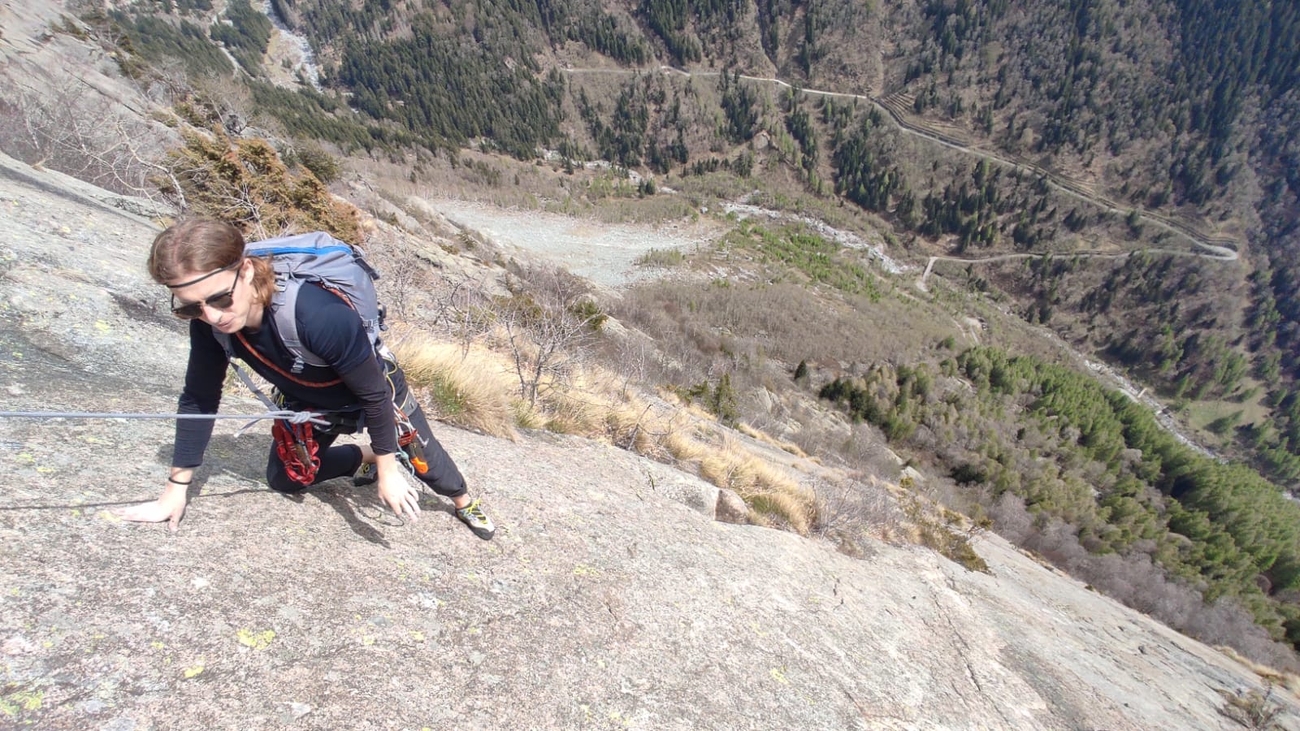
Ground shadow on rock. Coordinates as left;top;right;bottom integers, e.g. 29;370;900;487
196;433;269;484
294;480;395;548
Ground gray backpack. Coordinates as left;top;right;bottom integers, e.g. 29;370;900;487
213;231;385;376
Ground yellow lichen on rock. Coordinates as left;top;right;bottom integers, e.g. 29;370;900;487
236;628;275;651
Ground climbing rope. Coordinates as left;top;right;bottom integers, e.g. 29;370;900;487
0;410;327;425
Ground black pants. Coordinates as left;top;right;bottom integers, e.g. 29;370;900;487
265;362;467;499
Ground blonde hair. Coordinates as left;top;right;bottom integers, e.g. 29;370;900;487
248;256;276;306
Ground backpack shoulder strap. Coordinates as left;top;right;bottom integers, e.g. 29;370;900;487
268;277;315;372
210;268;337;375
211;329;235;360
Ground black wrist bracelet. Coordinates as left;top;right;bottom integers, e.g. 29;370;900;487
167;477;192;486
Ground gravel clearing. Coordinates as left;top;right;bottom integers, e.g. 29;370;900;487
430;199;724;288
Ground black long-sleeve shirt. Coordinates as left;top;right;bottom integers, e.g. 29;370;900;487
171;283;397;468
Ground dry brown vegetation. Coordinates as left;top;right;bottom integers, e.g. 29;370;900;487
387;329;519;441
389;319;828;532
164;129;362;243
1217;683;1287;730
1215;646;1300;698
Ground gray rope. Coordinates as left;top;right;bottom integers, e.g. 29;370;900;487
0;410;328;425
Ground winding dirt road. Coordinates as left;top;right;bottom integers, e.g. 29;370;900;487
563;65;1241;274
918;245;1235;289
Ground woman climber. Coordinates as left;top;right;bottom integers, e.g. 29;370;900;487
113;219;495;539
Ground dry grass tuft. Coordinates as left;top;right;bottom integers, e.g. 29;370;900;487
387;327;518;440
664;428;709;463
738;422;808;458
604;396;683;457
536;386;604;436
512;400;543;430
512;365;639;440
696;435;816;534
1215;646;1300;696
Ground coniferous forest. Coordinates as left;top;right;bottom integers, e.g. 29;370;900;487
819;346;1300;651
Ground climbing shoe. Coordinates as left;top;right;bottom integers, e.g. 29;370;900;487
353;462;378;487
455;499;496;541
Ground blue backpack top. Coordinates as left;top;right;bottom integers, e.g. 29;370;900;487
212;231;385;374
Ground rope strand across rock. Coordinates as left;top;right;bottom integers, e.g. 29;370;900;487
0;410;327;425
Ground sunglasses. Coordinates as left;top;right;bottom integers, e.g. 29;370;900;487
169;262;242;320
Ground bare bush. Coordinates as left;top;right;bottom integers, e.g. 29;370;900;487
1020;516;1094;576
982;489;1034;541
184;76;255;136
607;334;661;399
499;264;606;406
1219;684;1285;730
361;228;436;321
786;401;851;462
917;473;990;522
0;78;181;206
814;477;904;554
838;422;903;482
436;277;498;357
997;500;1300;672
899;492;991;572
1184;600;1300;673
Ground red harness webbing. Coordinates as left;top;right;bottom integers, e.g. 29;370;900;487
273;419;320;485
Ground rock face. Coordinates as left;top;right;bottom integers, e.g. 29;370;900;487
2;150;1298;730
